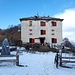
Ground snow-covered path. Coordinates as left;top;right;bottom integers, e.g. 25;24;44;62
0;52;75;75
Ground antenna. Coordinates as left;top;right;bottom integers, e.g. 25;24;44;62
37;12;39;16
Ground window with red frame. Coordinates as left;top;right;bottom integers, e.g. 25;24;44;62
41;21;46;26
52;22;57;26
41;30;46;35
29;38;35;43
29;21;32;26
52;38;57;43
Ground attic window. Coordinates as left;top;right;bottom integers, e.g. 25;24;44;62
52;22;57;26
29;21;32;26
41;21;46;26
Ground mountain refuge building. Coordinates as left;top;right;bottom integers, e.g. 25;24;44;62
20;16;63;46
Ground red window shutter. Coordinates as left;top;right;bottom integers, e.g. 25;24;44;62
43;22;46;26
41;22;46;26
54;22;56;26
43;30;44;34
44;30;46;34
54;38;57;43
32;38;35;43
42;30;46;35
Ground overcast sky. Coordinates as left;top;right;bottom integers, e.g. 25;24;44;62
0;0;75;40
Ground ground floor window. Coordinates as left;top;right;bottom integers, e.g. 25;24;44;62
52;38;57;43
29;38;35;43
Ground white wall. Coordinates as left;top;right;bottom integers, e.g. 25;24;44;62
21;20;63;45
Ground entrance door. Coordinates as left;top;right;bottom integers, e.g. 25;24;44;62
40;38;45;44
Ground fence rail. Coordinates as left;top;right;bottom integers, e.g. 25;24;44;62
0;50;19;66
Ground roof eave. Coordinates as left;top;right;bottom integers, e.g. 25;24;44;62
20;18;64;21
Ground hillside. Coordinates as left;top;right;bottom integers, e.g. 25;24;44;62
0;25;21;46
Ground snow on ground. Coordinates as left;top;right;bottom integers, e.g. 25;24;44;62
0;51;75;75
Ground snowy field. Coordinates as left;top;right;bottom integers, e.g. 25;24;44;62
0;51;75;75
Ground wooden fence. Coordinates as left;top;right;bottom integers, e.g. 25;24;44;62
59;56;75;66
0;50;19;66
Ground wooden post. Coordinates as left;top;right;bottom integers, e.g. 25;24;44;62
59;46;62;66
16;55;19;66
59;55;62;66
16;50;19;66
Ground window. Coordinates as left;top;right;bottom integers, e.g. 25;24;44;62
29;29;32;35
29;38;35;43
41;30;46;35
52;38;57;43
52;22;56;26
51;29;54;35
41;21;46;26
29;21;32;26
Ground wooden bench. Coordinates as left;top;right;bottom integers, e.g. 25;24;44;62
0;50;19;66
